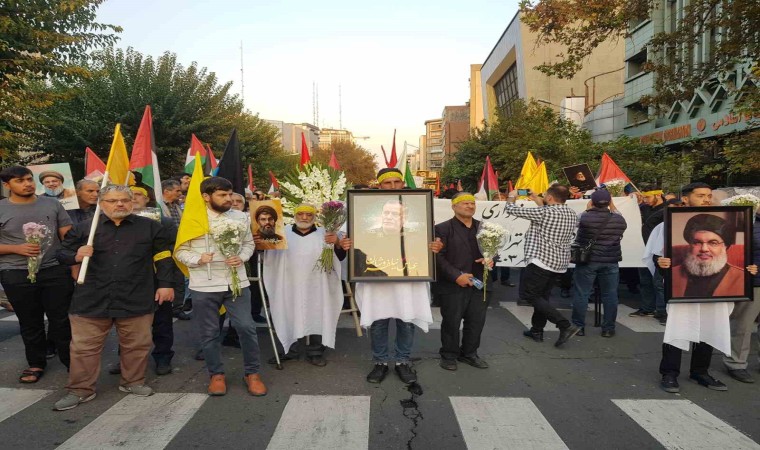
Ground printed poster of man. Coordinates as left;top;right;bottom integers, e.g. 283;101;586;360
250;199;287;250
665;206;753;302
562;163;597;192
28;163;78;210
347;189;435;281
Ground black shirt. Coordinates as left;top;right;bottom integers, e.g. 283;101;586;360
435;217;483;291
57;214;175;318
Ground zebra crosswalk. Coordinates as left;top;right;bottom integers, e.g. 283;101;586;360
1;388;757;449
498;302;664;333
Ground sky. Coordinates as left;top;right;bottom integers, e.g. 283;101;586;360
96;0;521;163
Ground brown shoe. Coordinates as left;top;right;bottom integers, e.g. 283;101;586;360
243;373;267;396
208;374;226;396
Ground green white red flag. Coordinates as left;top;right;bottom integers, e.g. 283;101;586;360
184;134;209;175
129;105;163;204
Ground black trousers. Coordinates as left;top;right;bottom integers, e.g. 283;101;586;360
521;264;571;331
170;271;186;314
439;287;488;360
151;300;174;365
0;265;73;369
659;342;713;377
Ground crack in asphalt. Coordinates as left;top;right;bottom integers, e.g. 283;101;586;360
400;382;424;450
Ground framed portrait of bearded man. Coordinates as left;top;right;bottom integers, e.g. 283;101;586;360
347;189;436;282
664;206;753;303
250;199;288;250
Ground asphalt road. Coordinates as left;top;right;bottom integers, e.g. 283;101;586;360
1;278;759;449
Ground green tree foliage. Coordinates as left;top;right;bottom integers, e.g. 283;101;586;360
311;140;378;186
0;0;120;159
39;47;290;181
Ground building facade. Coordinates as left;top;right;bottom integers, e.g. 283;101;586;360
441;105;470;158
318;128;355;150
264;120;320;155
424;119;443;171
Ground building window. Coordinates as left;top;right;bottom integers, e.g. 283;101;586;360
494;63;519;116
627;49;647;79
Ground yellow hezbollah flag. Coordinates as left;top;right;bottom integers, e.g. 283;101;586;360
173;154;210;276
105;124;133;186
525;161;549;195
514;151;538;189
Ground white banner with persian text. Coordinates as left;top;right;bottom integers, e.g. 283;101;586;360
433;196;645;268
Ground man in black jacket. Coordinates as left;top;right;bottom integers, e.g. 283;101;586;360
570;189;628;337
435;192;492;371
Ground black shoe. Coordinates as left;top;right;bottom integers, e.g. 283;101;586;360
690;373;728;391
367;364;389;383
108;363;121;375
601;330;615;338
576;327;585;336
194;349;205;361
654;312;668;325
174;311;191;321
252;314;267;324
628;309;654;317
395;363;417;384
555;325;580;347
523;329;544;342
307;355;327;367
439;359;457;371
457;355;489;369
727;369;755;384
155;362;172;376
560;289;571;298
46;347;57;359
660;375;680;393
500;281;516;287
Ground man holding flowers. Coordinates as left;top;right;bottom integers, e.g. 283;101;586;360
0;165;74;384
260;203;346;367
174;177;266;397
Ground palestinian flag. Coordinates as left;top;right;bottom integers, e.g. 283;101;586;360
85;147;106;179
184;134;209;175
129;105;163;204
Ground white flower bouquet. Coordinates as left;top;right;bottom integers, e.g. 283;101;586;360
315;200;347;273
22;222;53;283
209;218;248;298
602;179;627;197
279;163;347;224
721;193;760;213
476;221;509;301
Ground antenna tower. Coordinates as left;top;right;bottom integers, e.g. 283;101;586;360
240;41;245;104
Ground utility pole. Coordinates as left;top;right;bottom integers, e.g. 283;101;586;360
339;84;342;130
240;41;245;104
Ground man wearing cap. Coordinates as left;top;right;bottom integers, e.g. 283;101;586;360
339;167;443;384
261;203;346;366
570;190;627;337
434;192;492;371
39;171;76;200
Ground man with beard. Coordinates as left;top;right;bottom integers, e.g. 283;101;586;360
0;166;74;384
254;205;284;249
672;214;745;297
68;179;100;225
261;203;345;366
174;177;266;397
39;170;76;201
54;184;175;410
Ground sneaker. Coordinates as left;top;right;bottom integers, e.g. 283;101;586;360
53;392;96;411
395;363;417;384
366;364;389;383
628;309;654;317
439;359;457;371
457;355;489;369
523;329;544;342
155;362;172;376
46;347;57;359
555;325;580;347
689;373;728;391
576;327;585;336
727;369;755;384
119;384;154;396
660;375;680;393
601;330;615;338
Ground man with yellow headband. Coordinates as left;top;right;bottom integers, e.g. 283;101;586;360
261;203;346;366
434;192;492;371
339;167;443;385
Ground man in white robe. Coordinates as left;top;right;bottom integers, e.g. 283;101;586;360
261;204;345;366
339;168;443;385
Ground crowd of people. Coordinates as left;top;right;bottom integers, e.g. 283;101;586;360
0;164;758;412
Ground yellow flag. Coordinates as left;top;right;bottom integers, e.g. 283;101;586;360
514;151;538;189
525;161;549;195
174;154;210;276
105;124;133;186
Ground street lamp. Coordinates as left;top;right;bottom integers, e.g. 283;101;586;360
537;99;584;122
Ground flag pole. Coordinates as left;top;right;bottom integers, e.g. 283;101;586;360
204;233;213;280
76;170;111;285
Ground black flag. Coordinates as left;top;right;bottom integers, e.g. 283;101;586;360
216;128;245;196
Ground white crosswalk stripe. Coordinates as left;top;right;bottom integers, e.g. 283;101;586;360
0;387;53;423
450;396;568;449
499;301;663;333
266;395;370;450
56;393;207;450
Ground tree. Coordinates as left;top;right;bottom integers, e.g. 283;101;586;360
0;0;120;159
39;47;291;181
311;140;378;185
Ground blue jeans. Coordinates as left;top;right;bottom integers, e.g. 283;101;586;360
571;262;619;331
369;318;415;364
652;268;666;313
638;268;666;314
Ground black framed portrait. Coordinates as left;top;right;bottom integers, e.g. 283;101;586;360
562;163;597;192
347;189;436;282
664;206;753;303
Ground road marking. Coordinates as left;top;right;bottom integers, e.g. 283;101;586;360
499;302;534;328
613;399;760;449
615;304;664;332
0;314;18;322
267;395;370;450
450;397;568;449
56;393;207;450
0;388;54;423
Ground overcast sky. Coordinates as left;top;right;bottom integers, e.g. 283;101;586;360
97;0;520;162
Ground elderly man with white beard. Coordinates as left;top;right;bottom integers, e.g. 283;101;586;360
260;204;346;366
